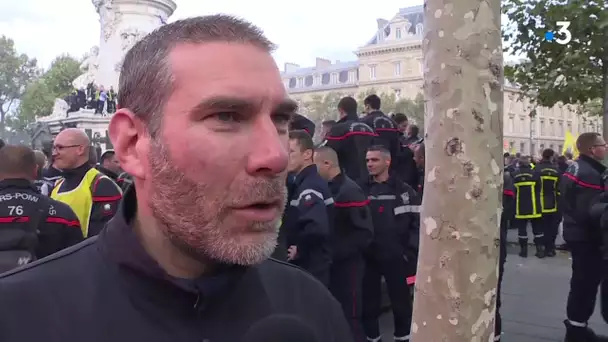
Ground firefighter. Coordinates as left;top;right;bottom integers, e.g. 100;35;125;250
511;156;544;258
359;145;420;342
534;148;561;257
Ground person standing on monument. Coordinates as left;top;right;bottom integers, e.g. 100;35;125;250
0;15;352;342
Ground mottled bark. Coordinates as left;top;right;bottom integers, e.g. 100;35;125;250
411;1;503;341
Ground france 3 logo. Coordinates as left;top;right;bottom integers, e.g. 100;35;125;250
544;21;572;45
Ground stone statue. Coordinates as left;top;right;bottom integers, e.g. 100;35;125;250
50;99;70;118
72;46;99;90
114;27;148;72
93;0;119;42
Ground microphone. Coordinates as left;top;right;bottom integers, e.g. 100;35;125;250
241;314;319;342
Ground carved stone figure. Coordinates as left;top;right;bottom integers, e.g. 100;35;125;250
93;0;118;42
114;27;148;72
72;46;99;90
50;99;70;118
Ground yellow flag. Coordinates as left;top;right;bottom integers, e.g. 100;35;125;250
562;132;579;158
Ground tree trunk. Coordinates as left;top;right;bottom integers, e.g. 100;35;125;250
411;1;503;341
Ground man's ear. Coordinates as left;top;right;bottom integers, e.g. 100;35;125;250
109;109;148;179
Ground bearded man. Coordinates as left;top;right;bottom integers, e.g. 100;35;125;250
0;15;352;342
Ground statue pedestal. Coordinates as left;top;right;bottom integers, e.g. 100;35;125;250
95;0;177;89
36;109;114;152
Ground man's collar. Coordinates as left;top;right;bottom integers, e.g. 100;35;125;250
0;178;36;191
99;185;247;296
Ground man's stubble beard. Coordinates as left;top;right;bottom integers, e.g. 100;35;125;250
148;138;286;266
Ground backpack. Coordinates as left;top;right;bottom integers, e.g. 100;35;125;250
0;196;51;273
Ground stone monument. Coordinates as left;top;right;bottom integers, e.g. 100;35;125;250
34;0;177;150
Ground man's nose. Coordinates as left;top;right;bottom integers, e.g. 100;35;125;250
246;117;288;176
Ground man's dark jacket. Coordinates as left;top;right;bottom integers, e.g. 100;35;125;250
324;112;375;182
0;186;352;342
560;155;607;243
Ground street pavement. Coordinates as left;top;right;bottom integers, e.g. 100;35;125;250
379;228;608;341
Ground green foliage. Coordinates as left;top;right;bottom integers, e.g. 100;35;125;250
502;0;608;115
16;54;81;127
301;90;426;132
0;35;39;130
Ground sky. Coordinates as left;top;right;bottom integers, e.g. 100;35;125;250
0;0;423;71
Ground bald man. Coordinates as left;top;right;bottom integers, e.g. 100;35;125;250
314;146;373;342
50;128;122;238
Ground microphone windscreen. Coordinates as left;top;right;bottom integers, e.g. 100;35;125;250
242;314;319;342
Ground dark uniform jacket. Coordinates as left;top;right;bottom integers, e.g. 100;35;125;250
511;164;542;219
397;136;421;189
290;114;316;137
0;186;353;342
96;165;119;182
502;172;515;247
324;112;376;182
328;173;373;262
282;165;334;278
358;175;420;261
54;163;122;237
533;160;561;215
561;155;607;243
0;179;83;271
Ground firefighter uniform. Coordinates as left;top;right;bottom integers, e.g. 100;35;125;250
561;155;608;339
324;113;376;182
512;163;544;257
282;164;334;286
534;160;561;256
328;172;374;342
358;175;420;342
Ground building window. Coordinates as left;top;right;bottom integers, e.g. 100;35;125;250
519;117;525;133
549;144;554;150
297;77;304;87
370;65;377;80
558;121;564;136
567;121;572;133
558;144;562;152
321;73;330;85
508;117;514;133
509;141;515;151
396;27;402;39
330;73;338;84
540;119;545;135
394;62;401;76
339;70;349;83
304;75;313;87
289;78;296;88
348;71;356;83
416;23;423;35
520;142;525;153
540;144;545;151
549;120;554;136
531;143;536;155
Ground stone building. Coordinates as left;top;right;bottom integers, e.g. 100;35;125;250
281;5;602;156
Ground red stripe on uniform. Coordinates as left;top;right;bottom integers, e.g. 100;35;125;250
407;275;416;285
563;172;605;190
334;200;370;207
0;216;29;223
93;195;122;202
503;190;515;197
325;132;378;140
46;217;81;227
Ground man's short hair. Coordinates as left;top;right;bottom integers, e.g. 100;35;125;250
576;132;601;152
289;130;315;152
408;124;420;137
337;96;357;114
0;145;36;175
100;150;115;164
314;146;339;165
363;94;381;110
322;120;336;127
542;148;555;160
119;15;275;135
393;113;408;124
367;145;391;157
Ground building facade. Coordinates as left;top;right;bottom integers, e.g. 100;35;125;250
281;5;602;156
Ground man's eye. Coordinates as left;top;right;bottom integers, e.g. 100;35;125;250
215;112;240;122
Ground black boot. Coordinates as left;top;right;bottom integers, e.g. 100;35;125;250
535;244;546;258
519;239;528;258
564;319;608;341
545;245;556;257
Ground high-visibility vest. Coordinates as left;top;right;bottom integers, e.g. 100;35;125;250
51;168;101;237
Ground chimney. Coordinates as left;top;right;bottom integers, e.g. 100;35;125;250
377;18;388;29
284;63;300;73
315;58;331;68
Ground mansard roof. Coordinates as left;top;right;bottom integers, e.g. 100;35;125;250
365;5;424;46
281;60;359;77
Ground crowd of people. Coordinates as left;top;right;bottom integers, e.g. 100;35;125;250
66;82;117;115
0;14;606;342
